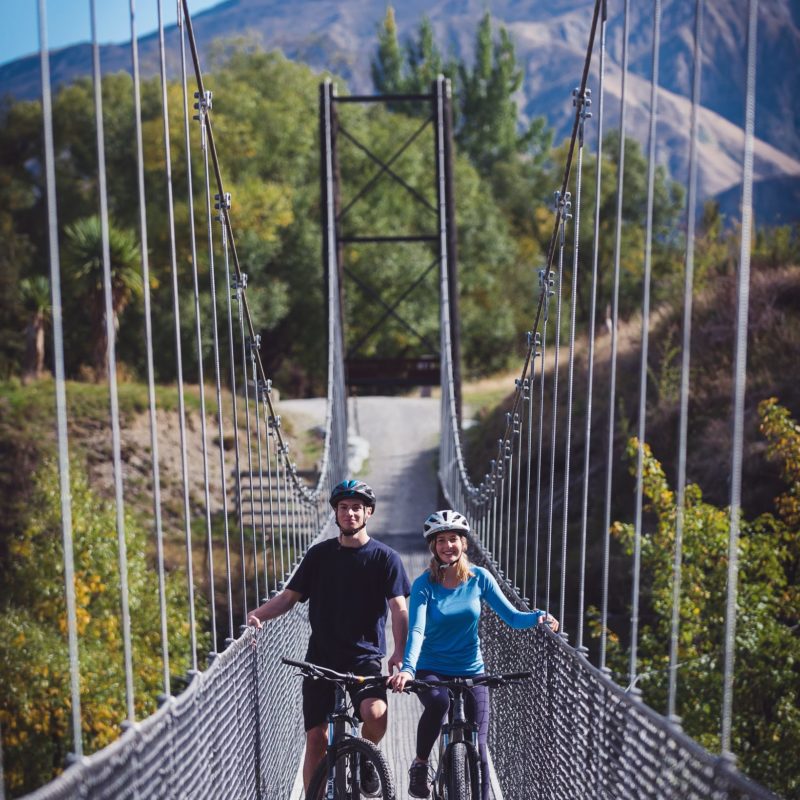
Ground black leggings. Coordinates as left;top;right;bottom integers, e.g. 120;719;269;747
414;671;490;799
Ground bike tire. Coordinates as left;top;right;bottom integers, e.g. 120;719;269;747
445;742;480;800
306;736;395;800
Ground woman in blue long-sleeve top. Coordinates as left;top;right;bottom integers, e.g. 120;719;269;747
388;509;558;799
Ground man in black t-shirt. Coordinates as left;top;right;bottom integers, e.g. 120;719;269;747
247;479;410;793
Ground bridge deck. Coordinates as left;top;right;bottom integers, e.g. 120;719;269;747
280;397;498;798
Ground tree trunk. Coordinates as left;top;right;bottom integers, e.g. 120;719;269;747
22;312;45;384
90;293;109;381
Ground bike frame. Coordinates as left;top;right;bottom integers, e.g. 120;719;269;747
408;672;532;800
324;682;361;798
432;683;480;799
283;657;389;800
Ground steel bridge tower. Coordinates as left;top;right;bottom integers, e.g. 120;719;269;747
319;77;463;423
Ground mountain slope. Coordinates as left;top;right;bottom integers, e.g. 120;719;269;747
1;0;798;220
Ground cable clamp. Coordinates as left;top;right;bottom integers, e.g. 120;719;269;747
538;268;556;296
573;87;593;144
193;90;213;119
572;87;593;118
537;268;548;294
270;414;282;430
214;192;231;224
233;273;248;292
554;190;573;220
247;334;261;355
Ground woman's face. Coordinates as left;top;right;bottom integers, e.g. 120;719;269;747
434;531;465;565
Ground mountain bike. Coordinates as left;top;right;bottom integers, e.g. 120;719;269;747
405;672;532;800
282;657;396;800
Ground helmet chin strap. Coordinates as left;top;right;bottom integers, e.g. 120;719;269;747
338;520;367;537
435;554;462;570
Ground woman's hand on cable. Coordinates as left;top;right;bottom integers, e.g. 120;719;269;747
539;612;559;632
387;670;413;693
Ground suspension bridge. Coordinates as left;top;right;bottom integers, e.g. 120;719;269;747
1;0;792;797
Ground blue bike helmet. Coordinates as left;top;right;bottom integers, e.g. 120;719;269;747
329;479;376;510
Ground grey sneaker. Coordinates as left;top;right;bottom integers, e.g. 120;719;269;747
408;760;430;798
360;757;381;797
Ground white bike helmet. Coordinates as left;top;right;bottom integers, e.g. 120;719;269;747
423;509;470;541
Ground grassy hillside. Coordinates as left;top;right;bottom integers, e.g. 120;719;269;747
0;379;322;644
465;264;800;524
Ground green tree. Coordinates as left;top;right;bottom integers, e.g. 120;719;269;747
0;458;203;796
18;276;51;383
456;13;536;174
603;409;800;798
0;98;40;379
371;6;405;94
63;216;143;379
403;17;446;94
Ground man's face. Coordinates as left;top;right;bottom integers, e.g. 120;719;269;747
336;498;372;535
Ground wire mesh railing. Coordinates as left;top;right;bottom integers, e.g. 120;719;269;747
23;606;311;800
467;551;778;800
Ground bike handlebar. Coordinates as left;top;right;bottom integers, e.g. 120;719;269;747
405;671;533;693
282;657;387;687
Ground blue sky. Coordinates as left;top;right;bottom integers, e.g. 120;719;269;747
1;0;222;66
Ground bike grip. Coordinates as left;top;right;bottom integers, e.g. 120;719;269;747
282;657;312;670
501;671;533;681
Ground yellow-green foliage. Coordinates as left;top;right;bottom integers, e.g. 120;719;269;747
601;400;800;799
0;459;206;797
760;397;800;532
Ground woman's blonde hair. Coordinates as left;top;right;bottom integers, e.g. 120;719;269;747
427;534;474;584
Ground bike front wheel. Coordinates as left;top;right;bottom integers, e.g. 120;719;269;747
306;736;395;800
444;741;480;800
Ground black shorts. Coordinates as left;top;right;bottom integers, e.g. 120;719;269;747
302;659;387;732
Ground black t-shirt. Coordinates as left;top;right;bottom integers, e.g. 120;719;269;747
287;536;410;670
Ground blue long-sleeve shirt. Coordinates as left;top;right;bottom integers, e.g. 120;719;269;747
401;566;544;677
